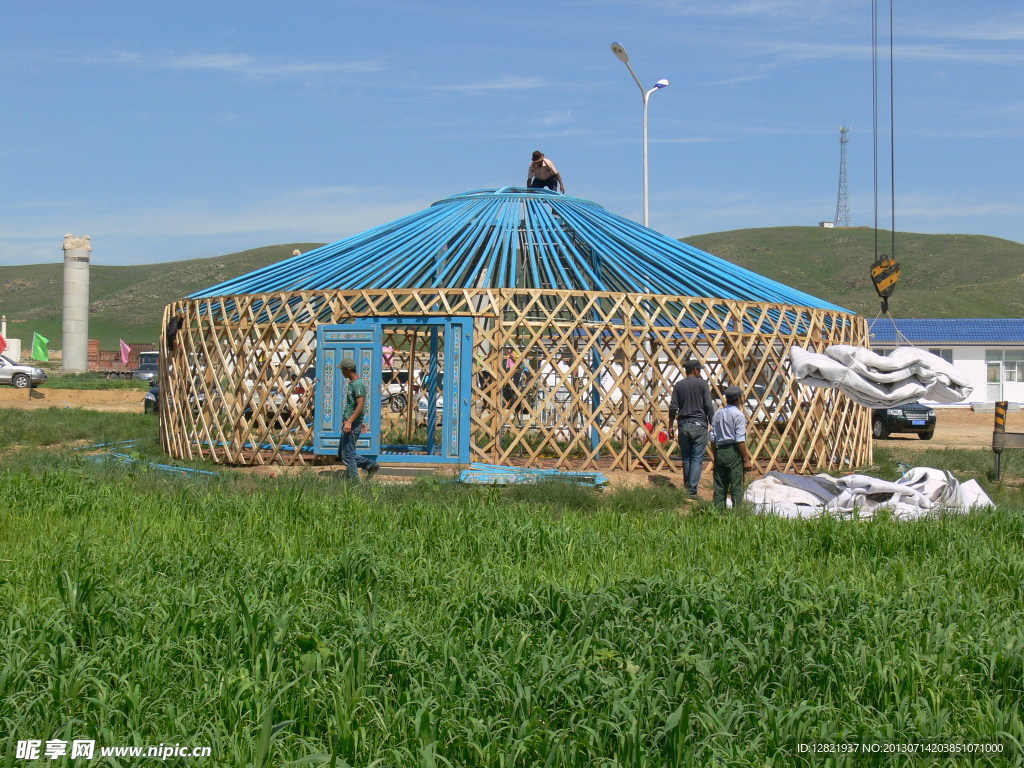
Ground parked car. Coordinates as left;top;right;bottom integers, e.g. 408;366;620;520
145;380;207;416
416;394;444;427
241;366;315;420
0;354;47;388
277;366;315;415
144;382;160;414
133;351;160;382
872;402;936;440
241;367;416;421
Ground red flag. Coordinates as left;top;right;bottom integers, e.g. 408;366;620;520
0;334;6;355
119;339;131;365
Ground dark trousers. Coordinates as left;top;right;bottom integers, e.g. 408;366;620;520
529;177;558;190
338;428;377;480
713;444;745;508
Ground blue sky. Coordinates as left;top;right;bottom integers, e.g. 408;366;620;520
2;0;1022;267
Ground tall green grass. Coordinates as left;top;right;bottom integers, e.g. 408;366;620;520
1;417;1023;766
0;409;155;451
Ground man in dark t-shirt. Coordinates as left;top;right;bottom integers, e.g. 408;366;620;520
667;359;715;496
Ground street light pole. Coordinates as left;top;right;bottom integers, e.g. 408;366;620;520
611;42;669;228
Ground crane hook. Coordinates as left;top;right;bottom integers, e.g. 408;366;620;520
870;256;900;315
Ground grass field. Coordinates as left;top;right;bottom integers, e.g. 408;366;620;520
2;409;1024;766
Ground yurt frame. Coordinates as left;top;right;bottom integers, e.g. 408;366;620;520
159;287;871;473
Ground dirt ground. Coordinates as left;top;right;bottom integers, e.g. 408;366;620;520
1;389;1008;490
873;406;1001;451
0;387;148;412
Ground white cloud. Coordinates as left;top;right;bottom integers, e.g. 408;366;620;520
757;40;1024;67
574;0;848;20
911;19;1024;43
433;76;545;94
651;135;724;144
96;50;385;79
539;110;573;126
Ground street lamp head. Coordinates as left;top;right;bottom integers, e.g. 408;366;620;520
654;79;670;89
610;42;629;63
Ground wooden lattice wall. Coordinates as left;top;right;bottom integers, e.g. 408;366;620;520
159;288;871;472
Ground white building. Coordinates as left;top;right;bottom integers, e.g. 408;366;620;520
869;318;1024;405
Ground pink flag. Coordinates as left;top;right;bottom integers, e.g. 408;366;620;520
0;334;6;355
119;339;131;365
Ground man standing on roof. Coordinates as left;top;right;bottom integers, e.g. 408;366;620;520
667;359;715;497
527;151;565;193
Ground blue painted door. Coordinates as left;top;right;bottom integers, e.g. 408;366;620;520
314;318;473;463
314;323;381;456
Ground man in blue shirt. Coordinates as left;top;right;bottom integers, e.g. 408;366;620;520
339;357;380;481
710;385;755;508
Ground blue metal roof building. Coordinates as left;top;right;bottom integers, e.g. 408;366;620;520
190;188;850;313
869;318;1024;345
868;318;1024;407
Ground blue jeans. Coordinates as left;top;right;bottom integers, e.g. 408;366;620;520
339;428;377;480
678;421;709;495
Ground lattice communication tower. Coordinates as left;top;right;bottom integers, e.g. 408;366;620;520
834;123;851;227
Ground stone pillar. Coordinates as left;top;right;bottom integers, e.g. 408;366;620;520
62;234;92;373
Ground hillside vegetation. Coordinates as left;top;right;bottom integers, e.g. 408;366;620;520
1;228;1022;350
0;244;323;350
684;227;1024;318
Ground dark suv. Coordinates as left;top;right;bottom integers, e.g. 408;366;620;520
871;402;936;440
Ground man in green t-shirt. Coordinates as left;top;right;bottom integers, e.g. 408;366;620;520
339;357;380;480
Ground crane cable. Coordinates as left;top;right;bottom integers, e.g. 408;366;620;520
869;0;901;316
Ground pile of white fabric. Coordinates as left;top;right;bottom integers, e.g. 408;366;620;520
790;345;972;408
745;467;994;520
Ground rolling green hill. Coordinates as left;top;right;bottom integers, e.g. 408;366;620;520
1;228;1021;351
683;227;1024;318
0;244;323;350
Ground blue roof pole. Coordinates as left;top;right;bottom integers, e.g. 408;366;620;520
186;188;851;314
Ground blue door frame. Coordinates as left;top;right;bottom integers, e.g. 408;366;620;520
314;317;473;464
313;323;381;456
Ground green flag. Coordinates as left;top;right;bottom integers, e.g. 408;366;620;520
31;332;49;362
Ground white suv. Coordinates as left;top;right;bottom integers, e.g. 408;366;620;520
0;354;48;388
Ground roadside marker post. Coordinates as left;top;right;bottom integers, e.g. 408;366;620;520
992;401;1024;481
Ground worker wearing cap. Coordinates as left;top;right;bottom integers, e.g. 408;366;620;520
667;359;716;496
527;151;565;193
710;385;755;508
338;357;380;481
